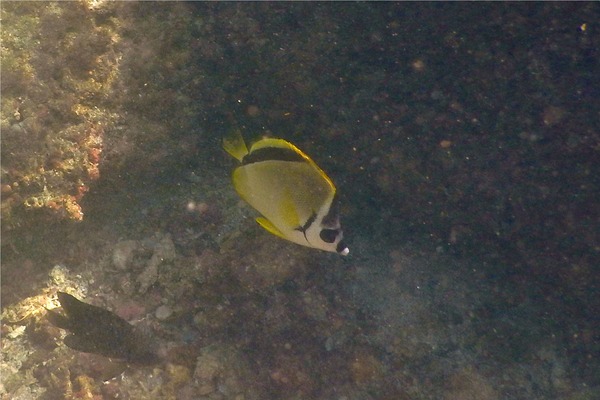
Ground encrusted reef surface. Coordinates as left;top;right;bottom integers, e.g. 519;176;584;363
1;2;598;399
1;1;117;228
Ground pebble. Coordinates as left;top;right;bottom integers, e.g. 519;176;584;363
137;261;158;294
542;105;566;127
194;351;220;395
153;234;176;262
350;350;383;386
112;240;139;270
445;367;498;400
155;305;173;320
246;105;260;117
137;234;176;293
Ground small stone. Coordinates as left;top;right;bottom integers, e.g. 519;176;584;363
137;234;176;293
542;106;566;127
165;363;191;392
411;59;426;72
7;325;26;339
439;139;452;149
246;105;260;117
49;264;70;285
302;288;329;322
137;261;158;294
154;234;176;262
1;184;12;194
350;349;383;386
112;240;139;270
155;305;173;320
445;367;499;400
194;351;220;395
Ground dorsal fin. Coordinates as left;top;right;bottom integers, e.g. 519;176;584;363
222;130;249;162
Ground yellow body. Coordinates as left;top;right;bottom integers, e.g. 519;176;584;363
223;132;348;255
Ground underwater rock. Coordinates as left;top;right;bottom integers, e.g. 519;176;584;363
221;232;311;291
301;287;330;323
444;367;499;400
112;240;139;270
137;234;176;293
163;363;192;398
155;305;173;321
193;349;220;395
349;348;384;387
152;234;177;262
136;260;159;294
192;345;257;398
542;105;566;127
0;1;117;232
269;353;314;394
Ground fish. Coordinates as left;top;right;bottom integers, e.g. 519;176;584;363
47;292;158;364
223;131;349;255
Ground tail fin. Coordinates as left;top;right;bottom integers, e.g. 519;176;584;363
222;129;249;162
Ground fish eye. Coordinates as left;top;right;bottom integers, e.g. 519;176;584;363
320;229;339;243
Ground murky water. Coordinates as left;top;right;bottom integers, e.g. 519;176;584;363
1;2;598;399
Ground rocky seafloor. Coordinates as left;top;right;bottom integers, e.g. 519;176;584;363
1;2;598;399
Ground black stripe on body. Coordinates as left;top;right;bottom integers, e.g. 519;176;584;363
242;146;305;165
321;194;339;227
295;212;317;242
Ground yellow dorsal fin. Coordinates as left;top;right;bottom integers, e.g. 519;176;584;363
222;130;249;162
256;217;287;239
251;138;336;193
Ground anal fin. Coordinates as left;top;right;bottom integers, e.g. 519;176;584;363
256;217;287;239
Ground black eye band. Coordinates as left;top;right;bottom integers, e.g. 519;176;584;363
321;194;340;227
320;229;338;243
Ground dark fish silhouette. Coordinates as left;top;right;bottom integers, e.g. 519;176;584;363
47;292;158;364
